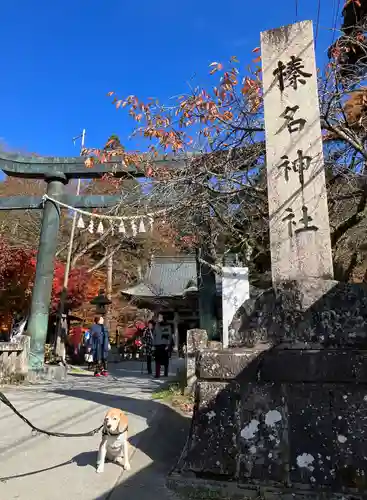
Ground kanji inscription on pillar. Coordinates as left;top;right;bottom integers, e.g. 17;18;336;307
260;21;333;282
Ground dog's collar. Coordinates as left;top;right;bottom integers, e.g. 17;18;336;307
102;425;128;437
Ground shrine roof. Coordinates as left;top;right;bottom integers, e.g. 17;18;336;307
120;283;156;298
121;254;238;299
121;256;197;298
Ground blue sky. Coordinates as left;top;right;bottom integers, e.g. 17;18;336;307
0;0;340;157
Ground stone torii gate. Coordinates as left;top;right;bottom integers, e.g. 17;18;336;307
0;152;181;372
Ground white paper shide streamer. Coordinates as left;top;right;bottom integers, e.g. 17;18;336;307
43;194;160;239
72;208;155;238
139;218;146;233
131;219;137;236
77;216;85;229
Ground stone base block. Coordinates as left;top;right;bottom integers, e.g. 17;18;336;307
174;280;367;498
27;364;68;383
197;346;367;383
229;279;367;348
185;329;208;391
176;347;367;497
197;345;271;380
167;475;365;499
0;336;30;383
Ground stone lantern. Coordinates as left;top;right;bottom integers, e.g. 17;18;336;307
90;288;112;316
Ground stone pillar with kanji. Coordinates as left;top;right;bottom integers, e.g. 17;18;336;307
261;20;334;283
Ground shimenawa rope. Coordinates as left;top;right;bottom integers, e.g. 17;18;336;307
42;194;165;221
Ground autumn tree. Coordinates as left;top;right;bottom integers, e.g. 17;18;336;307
0;176;89;258
84;54;269;284
0;177;45;249
78;3;367;286
327;0;367;80
0;238;35;325
0;236;95;327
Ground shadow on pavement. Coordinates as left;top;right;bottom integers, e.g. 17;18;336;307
0;460;74;483
50;362;190;498
52;385;161;425
0;392;190;500
52;361;180;427
0;452;95;482
0;360;189;497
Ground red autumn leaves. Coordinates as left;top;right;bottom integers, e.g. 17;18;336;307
0;237;95;316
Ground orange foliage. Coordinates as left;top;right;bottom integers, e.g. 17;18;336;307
343;88;367;130
84;50;263;161
0;237;100;320
81;49;264;255
84;271;105;300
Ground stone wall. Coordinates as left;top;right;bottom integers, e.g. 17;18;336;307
169;281;367;499
0;336;29;383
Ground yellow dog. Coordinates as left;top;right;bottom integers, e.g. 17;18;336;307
96;408;130;473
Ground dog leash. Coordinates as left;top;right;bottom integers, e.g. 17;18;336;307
0;391;103;438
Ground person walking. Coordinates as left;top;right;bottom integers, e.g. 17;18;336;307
153;314;173;378
142;320;154;375
90;316;110;377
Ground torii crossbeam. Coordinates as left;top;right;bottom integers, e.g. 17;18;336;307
0;152;184;371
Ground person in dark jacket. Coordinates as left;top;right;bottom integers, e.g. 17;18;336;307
142;320;154;374
153;314;173;378
89;316;110;377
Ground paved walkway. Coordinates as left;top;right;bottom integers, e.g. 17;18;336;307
0;359;189;500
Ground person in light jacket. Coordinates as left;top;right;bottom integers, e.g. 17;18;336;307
153;314;172;378
89;316;109;377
